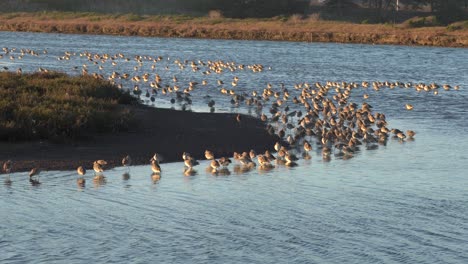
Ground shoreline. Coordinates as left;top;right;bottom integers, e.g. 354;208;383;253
0;13;466;47
0;105;281;173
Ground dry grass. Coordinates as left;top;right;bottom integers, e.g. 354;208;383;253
0;12;466;47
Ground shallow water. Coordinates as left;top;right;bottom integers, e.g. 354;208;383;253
1;32;468;263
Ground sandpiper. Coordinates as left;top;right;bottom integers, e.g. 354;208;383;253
122;155;132;169
3;160;12;180
205;150;215;160
93;160;107;174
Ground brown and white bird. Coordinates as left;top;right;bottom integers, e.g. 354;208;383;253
29;168;41;179
93;160;107;174
406;130;416;139
205;150;215;160
3;160;12;177
122;155;132;167
236;114;242;123
3;160;13;183
77;166;86;176
151;159;161;174
210;159;220;172
218;157;232;167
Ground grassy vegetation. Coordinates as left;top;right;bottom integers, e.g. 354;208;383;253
0;71;138;142
0;12;466;47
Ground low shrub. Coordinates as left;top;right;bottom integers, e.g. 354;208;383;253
0;71;139;142
402;16;440;28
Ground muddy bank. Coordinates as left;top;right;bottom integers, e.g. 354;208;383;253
0;105;280;173
0;14;466;47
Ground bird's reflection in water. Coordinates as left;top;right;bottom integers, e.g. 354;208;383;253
93;175;107;187
257;164;275;174
29;178;41;186
76;178;85;189
4;178;12;187
122;172;131;181
285;161;298;167
233;164;254;175
275;159;286;166
210;167;231;176
184;168;197;177
151;173;161;184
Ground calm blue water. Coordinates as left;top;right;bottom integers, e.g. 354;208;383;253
1;31;467;263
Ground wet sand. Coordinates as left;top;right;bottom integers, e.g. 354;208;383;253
0;105;280;173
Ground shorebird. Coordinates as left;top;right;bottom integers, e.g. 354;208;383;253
303;140;312;152
29;168;41;179
406;130;416;139
236;114;242;123
182;152;192;161
77;166;86;176
76;166;86;186
249;150;257;159
274;142;282;152
151;159;161;174
405;104;414;110
122;155;132;171
3;160;12;182
3;159;12;174
285;152;299;164
183;152;200;171
239;152;255;167
205;150;215;160
397;132;407;141
93;160;107;174
264;150;276;162
218;157;232;167
210;159;220;172
257;155;273;168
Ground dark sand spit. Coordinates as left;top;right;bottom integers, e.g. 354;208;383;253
0;105;280;173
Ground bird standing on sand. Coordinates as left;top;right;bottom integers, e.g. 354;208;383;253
236;114;242;123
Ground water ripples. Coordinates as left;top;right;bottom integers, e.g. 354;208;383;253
1;32;468;263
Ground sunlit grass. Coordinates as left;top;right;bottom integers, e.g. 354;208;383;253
0;71;138;142
0;12;466;47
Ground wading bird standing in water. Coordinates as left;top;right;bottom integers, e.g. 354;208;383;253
122;155;132;172
3;160;12;183
76;166;86;186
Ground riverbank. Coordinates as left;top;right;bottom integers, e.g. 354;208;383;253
0;12;466;47
0;105;280;173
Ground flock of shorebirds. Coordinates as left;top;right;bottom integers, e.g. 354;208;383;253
1;46;462;187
